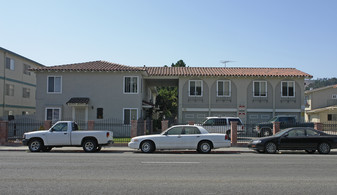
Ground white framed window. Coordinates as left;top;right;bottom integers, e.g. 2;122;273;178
123;108;138;125
217;80;231;97
45;107;61;122
47;76;62;93
6;57;15;70
332;94;337;99
253;81;267;97
23;88;30;98
124;76;138;94
23;64;31;75
189;80;203;97
281;81;295;97
5;84;14;96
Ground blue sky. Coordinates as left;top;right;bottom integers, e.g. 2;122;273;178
1;0;336;78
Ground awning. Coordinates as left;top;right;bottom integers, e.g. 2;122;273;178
307;106;337;114
142;100;155;109
66;97;90;106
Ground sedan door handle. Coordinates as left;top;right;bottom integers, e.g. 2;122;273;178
64;133;68;135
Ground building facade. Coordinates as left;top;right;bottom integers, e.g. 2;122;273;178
32;62;312;127
0;47;44;119
145;67;312;124
305;85;337;123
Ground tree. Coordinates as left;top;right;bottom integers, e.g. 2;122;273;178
306;77;337;90
156;60;186;120
171;59;186;67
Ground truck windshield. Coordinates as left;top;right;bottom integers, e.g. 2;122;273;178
268;117;278;123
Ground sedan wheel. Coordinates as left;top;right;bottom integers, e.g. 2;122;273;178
318;143;330;154
141;141;155;153
198;141;212;153
265;142;277;154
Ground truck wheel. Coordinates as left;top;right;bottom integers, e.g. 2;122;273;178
82;139;98;153
261;128;272;137
197;141;212;153
28;139;43;152
42;146;53;152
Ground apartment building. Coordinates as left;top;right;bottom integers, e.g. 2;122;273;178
0;47;44;119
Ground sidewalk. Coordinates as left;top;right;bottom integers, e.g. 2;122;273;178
0;145;253;153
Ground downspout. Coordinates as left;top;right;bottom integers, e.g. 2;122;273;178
2;51;6;117
208;80;211;116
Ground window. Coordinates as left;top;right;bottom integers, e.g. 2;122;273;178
184;127;201;134
166;127;183;135
328;114;337;121
5;84;14;96
47;76;62;93
281;81;295;97
6;57;15;70
332;94;337;99
23;64;31;75
253;81;267;97
228;118;243;125
189;80;202;96
217;80;231;97
123;108;138;125
288;129;305;137
23;88;30;98
97;108;103;119
46;108;61;122
22;111;29;115
51;123;68;132
124;76;138;94
306;129;320;136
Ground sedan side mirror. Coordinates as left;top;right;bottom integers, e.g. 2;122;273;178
283;133;289;137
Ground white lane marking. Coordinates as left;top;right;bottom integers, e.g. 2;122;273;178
141;162;200;164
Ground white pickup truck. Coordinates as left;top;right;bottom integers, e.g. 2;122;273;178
22;121;113;152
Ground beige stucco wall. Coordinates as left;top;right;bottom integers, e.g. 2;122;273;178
0;49;42;118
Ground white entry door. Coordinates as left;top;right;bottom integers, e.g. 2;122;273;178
72;106;88;129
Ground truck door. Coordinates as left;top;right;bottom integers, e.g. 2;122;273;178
45;122;71;146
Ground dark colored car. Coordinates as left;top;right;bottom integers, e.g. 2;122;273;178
248;127;337;154
254;116;314;137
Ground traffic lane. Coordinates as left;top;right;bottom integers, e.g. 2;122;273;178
1;152;337;194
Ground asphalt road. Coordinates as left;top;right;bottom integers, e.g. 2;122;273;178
1;150;337;195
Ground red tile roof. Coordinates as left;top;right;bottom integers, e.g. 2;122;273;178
30;60;312;78
145;67;312;78
30;60;145;72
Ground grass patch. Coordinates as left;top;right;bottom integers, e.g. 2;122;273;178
114;137;131;143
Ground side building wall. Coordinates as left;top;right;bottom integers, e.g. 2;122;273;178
179;77;305;124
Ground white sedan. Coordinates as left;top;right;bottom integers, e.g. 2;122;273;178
128;125;231;153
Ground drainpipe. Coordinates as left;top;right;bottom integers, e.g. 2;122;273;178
208;80;211;116
2;51;6;117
